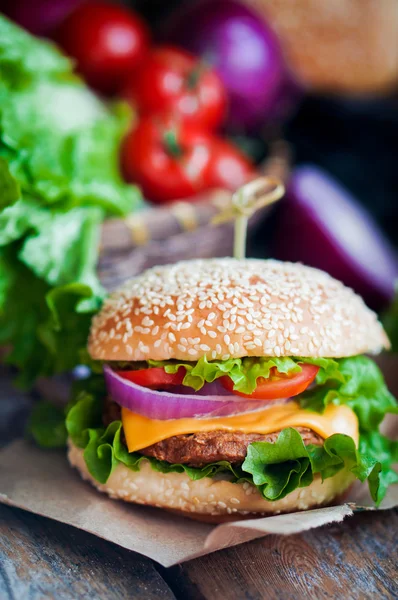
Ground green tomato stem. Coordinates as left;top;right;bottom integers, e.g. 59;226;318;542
163;130;183;158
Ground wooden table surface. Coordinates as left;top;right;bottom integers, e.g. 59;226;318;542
1;367;397;600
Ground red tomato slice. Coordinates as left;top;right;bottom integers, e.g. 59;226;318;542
220;364;319;400
117;367;185;390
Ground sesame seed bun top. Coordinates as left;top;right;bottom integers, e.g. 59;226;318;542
88;258;389;362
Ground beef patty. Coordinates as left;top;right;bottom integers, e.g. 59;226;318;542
103;397;323;466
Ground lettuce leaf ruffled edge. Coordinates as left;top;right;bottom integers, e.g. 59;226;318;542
147;355;343;395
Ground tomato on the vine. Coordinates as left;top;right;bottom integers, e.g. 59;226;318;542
54;1;150;94
220;364;319;399
121;115;214;203
117;367;185;390
122;46;227;130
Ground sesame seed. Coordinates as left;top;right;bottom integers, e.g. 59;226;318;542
142;316;154;326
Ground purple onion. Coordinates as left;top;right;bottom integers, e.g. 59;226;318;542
103;365;271;420
273;165;398;310
165;0;287;131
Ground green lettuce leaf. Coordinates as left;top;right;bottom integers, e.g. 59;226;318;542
358;432;398;501
298;355;398;501
0;157;20;208
0;248;100;386
0;15;69;83
299;356;398;433
28;401;67;449
382;283;398;353
149;356;341;395
243;429;313;499
0;16;142;385
243;428;383;502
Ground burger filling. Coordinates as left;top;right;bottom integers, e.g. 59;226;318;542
54;353;398;506
103;396;324;465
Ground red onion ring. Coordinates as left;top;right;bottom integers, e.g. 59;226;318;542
103;365;273;420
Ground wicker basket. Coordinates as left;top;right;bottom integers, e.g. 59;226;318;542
98;141;290;291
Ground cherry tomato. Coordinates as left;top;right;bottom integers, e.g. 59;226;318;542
122;46;227;130
54;1;150;94
117;367;185;390
121;115;214;203
206;139;256;191
220;364;319;399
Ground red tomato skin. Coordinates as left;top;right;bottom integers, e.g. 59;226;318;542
121;115;214;203
117;367;185;389
220;364;319;399
54;1;150;94
122;46;227;130
206;139;256;192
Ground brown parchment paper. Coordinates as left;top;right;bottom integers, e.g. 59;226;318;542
1;419;397;567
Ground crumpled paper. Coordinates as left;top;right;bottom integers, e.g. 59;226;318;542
0;429;396;567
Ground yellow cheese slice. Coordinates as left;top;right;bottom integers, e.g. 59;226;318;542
122;402;359;453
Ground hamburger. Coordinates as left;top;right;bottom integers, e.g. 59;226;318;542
66;258;397;522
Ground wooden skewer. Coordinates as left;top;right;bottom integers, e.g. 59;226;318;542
211;176;285;259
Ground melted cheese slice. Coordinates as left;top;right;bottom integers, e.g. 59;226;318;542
122;402;359;453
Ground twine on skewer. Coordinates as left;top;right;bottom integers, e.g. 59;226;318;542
211;176;285;259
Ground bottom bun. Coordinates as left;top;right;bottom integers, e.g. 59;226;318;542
68;440;354;522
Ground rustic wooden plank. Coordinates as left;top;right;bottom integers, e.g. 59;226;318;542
163;508;398;600
0;505;176;600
